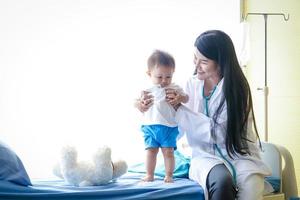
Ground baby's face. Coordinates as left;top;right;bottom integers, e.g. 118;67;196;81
148;65;174;88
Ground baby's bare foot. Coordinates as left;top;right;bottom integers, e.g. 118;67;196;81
141;175;154;182
164;176;173;183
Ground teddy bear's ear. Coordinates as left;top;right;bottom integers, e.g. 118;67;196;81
94;146;111;158
61;146;77;160
61;146;77;155
112;160;128;179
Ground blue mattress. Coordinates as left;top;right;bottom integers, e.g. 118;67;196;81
0;173;281;200
0;172;204;200
0;172;281;200
0;147;280;200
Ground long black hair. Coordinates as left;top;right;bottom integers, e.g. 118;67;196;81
194;30;260;157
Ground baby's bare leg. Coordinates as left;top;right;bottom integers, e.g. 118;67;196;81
142;148;159;182
161;147;174;183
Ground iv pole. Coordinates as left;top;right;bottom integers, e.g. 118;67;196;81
244;13;289;142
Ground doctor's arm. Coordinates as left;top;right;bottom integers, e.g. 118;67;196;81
165;87;189;106
175;105;227;145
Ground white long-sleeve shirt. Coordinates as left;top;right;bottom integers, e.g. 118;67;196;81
142;83;184;127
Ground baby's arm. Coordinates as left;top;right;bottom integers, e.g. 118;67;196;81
134;91;154;113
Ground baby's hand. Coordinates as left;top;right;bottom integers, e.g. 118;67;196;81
135;91;154;113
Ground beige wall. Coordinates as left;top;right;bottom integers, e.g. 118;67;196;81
245;0;300;195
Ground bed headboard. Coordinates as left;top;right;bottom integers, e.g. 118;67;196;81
261;142;298;200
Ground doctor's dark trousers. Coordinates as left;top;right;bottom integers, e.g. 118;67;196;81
206;164;237;200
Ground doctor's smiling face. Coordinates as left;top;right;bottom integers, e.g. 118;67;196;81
193;47;220;81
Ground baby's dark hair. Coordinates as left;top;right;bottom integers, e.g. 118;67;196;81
147;49;175;70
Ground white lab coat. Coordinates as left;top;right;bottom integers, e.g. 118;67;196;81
175;76;271;200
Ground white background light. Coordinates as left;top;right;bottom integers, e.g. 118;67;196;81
0;0;240;179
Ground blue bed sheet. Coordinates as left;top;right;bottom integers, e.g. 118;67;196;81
0;172;204;200
265;176;280;193
0;148;281;200
0;173;281;200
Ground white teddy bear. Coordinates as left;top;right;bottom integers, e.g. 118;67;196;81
53;146;128;186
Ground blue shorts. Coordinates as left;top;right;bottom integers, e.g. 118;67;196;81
141;124;179;150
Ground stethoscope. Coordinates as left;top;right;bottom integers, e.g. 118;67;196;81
202;85;238;188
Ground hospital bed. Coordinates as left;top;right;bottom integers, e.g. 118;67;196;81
262;142;298;200
0;142;297;200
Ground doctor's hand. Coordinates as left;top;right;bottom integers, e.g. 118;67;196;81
134;91;154;113
165;88;188;110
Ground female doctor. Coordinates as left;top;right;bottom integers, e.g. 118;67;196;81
137;30;271;200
